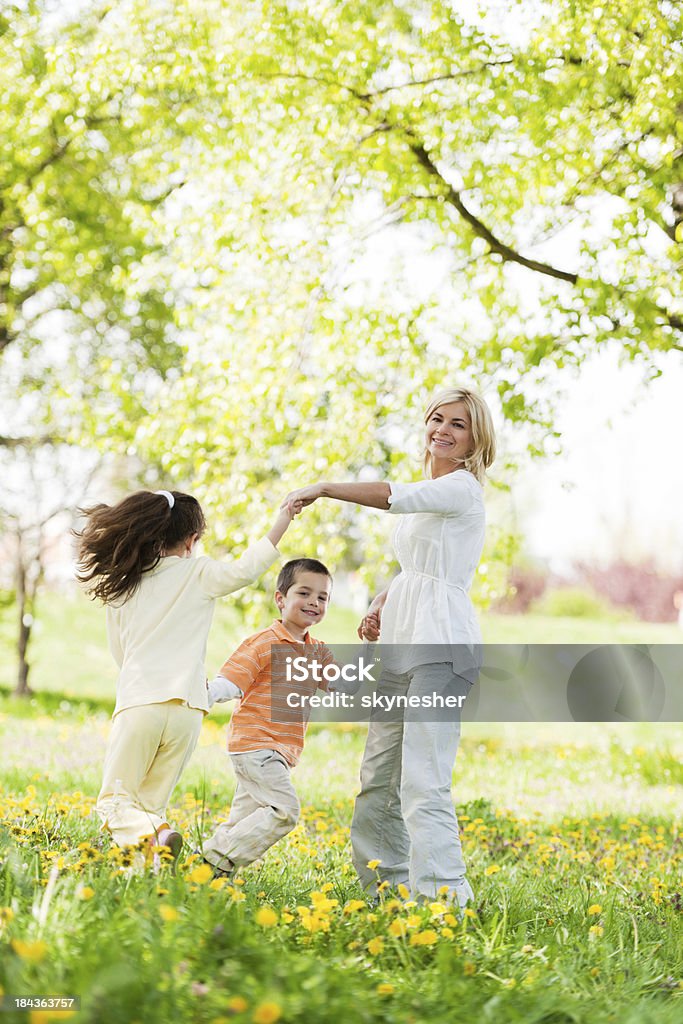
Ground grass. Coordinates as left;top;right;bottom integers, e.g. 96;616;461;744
1;588;681;702
0;592;681;1022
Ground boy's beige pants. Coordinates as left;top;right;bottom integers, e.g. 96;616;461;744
96;700;203;846
202;749;300;871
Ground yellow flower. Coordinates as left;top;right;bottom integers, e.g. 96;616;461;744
0;907;15;925
589;925;604;937
587;904;602;916
255;906;278;928
367;859;381;870
159;905;179;922
210;877;229;891
77;886;95;901
29;1012;76;1023
463;961;476;976
11;939;49;963
376;983;395;995
227;996;248;1012
280;912;294;924
441;927;454;939
188;864;213;885
444;913;458;927
484;865;501;876
343;900;366;914
429;902;446;916
463;908;477;919
522;944;534;953
252;1001;282;1024
367;936;384;956
409;929;438;947
397;883;411;900
388;919;407;938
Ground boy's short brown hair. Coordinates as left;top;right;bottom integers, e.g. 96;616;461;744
276;558;332;595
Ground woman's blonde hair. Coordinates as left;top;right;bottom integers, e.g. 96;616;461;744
423;388;496;484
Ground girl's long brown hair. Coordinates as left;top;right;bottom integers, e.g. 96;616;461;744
74;491;206;604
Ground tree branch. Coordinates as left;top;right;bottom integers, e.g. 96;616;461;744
357;60;515;99
404;130;579;283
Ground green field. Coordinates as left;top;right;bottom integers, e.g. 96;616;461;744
0;593;681;1023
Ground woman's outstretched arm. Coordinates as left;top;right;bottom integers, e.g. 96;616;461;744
282;481;391;510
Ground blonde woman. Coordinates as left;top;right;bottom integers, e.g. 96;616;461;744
284;387;496;907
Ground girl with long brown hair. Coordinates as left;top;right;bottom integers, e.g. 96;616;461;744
75;488;300;863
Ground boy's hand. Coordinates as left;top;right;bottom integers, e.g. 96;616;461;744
358;592;386;640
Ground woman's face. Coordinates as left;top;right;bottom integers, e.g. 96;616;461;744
425;401;473;473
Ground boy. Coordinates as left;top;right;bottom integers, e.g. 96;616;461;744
201;558;333;875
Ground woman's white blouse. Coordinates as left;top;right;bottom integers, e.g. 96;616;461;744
380;470;485;669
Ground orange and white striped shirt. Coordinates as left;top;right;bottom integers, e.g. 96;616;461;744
221;620;334;766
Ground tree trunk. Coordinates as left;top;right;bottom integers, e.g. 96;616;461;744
13;533;32;698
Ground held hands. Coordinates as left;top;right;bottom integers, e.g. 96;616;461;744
358;594;385;641
281;483;326;510
268;497;304;547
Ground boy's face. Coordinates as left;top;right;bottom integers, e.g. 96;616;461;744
276;572;331;634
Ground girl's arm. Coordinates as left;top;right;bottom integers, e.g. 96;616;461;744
267;501;301;547
282;482;391;511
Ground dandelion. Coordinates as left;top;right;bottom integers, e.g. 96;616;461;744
255;907;278;928
29;1012;77;1023
388;919;407;938
227;996;249;1012
367;936;384;955
77;886;95;901
589;925;604;938
188;864;213;885
441;927;454;939
522;944;534;953
463;961;476;976
485;865;501;876
343;900;366;915
367;859;381;870
409;929;438;947
11;939;49;963
0;907;15;926
587;904;602;916
397;883;411;900
252;1001;282;1024
376;983;395;995
159;905;179;922
463;908;477;919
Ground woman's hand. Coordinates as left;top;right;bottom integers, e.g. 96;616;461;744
358;591;388;641
281;483;326;509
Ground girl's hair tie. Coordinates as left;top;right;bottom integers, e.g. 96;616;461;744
154;490;175;509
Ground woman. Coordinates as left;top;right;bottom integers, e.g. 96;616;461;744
284;387;495;906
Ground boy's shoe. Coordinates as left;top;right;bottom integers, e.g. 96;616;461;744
192;848;233;879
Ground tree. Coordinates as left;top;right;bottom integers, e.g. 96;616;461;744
119;0;683;580
0;441;99;695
